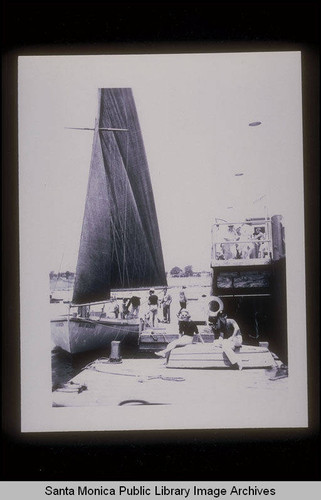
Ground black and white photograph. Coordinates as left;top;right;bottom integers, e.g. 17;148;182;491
18;52;308;433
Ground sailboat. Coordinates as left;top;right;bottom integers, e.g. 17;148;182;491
51;88;167;354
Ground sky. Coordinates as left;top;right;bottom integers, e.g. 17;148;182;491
18;52;304;273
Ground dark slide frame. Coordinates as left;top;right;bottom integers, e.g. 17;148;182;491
2;1;320;481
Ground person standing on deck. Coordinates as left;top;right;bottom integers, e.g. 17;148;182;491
208;309;243;370
111;296;120;318
113;302;120;318
222;225;238;260
160;287;172;323
252;226;267;258
148;289;159;327
237;223;255;259
155;309;198;358
178;286;187;314
121;297;129;319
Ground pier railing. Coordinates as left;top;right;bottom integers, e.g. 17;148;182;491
211;219;273;267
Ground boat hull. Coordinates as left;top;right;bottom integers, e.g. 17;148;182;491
51;317;140;354
166;343;276;369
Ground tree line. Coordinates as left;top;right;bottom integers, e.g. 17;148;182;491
169;265;201;277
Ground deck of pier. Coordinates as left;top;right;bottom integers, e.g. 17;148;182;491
53;355;288;409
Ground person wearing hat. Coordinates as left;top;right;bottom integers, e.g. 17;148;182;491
222;224;238;260
208;309;241;341
177;306;190;334
208;308;243;370
155;309;198;357
160;287;172;323
148;289;159;327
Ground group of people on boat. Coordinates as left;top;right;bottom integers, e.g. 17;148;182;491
216;223;269;261
120;294;141;319
111;285;191;328
146;286;190;327
111;287;173;325
119;286;189;327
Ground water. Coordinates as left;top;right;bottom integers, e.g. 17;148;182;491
51;345;156;390
51;347;79;389
51;346;110;390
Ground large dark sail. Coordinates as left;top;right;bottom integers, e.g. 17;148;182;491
72;88;167;304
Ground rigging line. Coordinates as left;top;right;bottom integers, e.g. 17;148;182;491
123;95;136;282
122;177;160;279
102;127;125;289
120;216;144;285
103;103;163;282
123;134;129;290
131;233;141;278
72;124;103;301
109;94;130;288
111;206;131;287
112;326;123;342
121;92;129;287
110;195;124;288
65;127;128;131
122;161;128;286
102;135;149;275
99;133;127;288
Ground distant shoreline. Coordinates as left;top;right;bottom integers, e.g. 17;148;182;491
50;274;212;293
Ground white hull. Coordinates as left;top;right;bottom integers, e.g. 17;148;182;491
51;316;140;354
167;344;276;369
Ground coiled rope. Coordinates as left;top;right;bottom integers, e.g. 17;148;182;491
81;359;185;382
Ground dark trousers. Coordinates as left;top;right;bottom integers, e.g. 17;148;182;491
163;304;171;322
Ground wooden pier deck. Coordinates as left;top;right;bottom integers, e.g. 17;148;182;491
52;355;288;409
